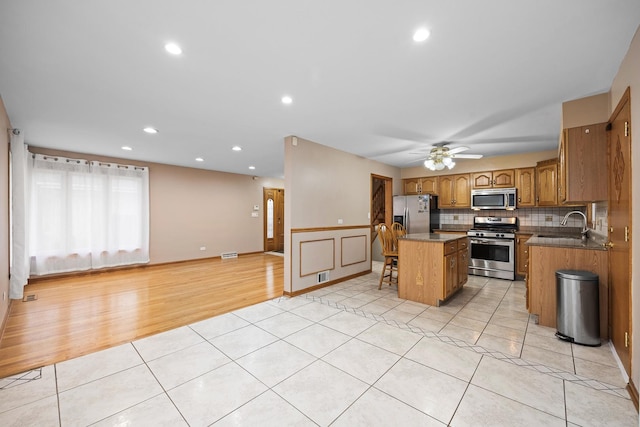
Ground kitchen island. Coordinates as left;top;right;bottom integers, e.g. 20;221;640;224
397;233;469;306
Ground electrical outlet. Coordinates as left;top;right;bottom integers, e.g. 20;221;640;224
199;246;206;251
338;219;343;224
545;216;553;222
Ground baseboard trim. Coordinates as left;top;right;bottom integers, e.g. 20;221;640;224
627;378;639;411
284;270;372;297
27;251;268;283
0;299;13;344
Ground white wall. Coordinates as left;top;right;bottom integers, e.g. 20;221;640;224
610;24;640;389
284;136;401;293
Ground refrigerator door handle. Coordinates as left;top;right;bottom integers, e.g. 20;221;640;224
404;207;409;233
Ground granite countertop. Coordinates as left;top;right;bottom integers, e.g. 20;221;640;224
401;232;467;242
525;234;608;251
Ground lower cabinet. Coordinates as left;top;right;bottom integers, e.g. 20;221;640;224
516;233;532;276
398;236;468;306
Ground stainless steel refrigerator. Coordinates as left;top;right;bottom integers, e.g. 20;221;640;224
392;194;439;234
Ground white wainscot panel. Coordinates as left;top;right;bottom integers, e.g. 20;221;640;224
300;238;335;277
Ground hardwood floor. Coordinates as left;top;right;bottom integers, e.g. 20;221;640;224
0;253;284;378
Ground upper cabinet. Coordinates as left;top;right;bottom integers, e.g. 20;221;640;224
471;169;515;189
535;159;558;206
403;176;439;195
439;174;471;208
515;167;536;207
558;123;608;204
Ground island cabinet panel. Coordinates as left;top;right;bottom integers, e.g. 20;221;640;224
528;245;608;339
398;239;444;305
398;236;467;306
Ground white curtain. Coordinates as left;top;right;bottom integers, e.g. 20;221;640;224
9;132;29;299
28;154;149;275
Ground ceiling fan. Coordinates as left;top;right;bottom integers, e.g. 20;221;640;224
422;143;483;171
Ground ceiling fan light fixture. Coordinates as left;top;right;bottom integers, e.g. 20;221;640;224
447;161;456;170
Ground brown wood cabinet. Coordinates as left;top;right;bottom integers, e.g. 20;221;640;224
558;123;608;204
398;236;468;306
403;176;439;195
528;244;608;339
516;233;532;276
471;169;515;189
515;167;536;207
457;238;469;288
535;159;558;206
439;174;470;208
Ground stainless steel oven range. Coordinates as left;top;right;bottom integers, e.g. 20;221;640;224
467;216;517;281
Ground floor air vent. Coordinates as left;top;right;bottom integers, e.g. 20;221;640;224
317;271;329;284
221;251;238;259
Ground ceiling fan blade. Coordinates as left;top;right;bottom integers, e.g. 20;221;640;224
447;146;469;155
453;153;483;159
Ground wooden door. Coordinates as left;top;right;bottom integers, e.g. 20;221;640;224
421;176;439;194
438;176;454;208
516;234;532;276
492;169;515;188
516;167;536;207
263;188;285;252
608;87;632;375
403;178;421;195
471;171;493;189
536;160;558;206
453;174;471;207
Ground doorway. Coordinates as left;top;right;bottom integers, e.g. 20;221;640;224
607;87;632;376
371;174;392;262
263;188;284;252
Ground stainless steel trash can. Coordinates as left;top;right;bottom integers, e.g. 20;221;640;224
555;270;600;346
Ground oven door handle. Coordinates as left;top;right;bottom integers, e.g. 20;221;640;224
470;238;513;246
470;239;493;244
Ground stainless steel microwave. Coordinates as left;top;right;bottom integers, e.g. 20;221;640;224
471;188;517;210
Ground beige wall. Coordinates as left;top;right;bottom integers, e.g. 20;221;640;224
610;24;640;388
29;147;283;265
284;136;401;292
0;99;10;324
562;92;610;129
401;149;558;179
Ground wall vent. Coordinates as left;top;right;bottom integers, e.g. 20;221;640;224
221;251;238;259
317;270;330;284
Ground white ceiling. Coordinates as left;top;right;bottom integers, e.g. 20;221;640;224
1;1;639;178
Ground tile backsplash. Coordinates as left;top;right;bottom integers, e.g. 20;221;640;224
439;203;608;239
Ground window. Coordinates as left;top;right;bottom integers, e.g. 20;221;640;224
28;154;149;275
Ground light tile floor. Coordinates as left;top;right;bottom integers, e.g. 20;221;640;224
0;263;637;426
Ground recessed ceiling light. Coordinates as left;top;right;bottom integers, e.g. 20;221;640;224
281;95;293;105
248;166;256;170
232;146;242;151
121;146;133;151
413;28;431;42
195;157;204;162
143;127;158;134
164;42;182;55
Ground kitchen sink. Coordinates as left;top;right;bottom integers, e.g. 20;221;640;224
537;234;582;239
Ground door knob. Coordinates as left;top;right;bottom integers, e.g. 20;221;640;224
603;241;615;248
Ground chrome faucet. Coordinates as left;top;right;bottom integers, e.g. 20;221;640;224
561;210;589;240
